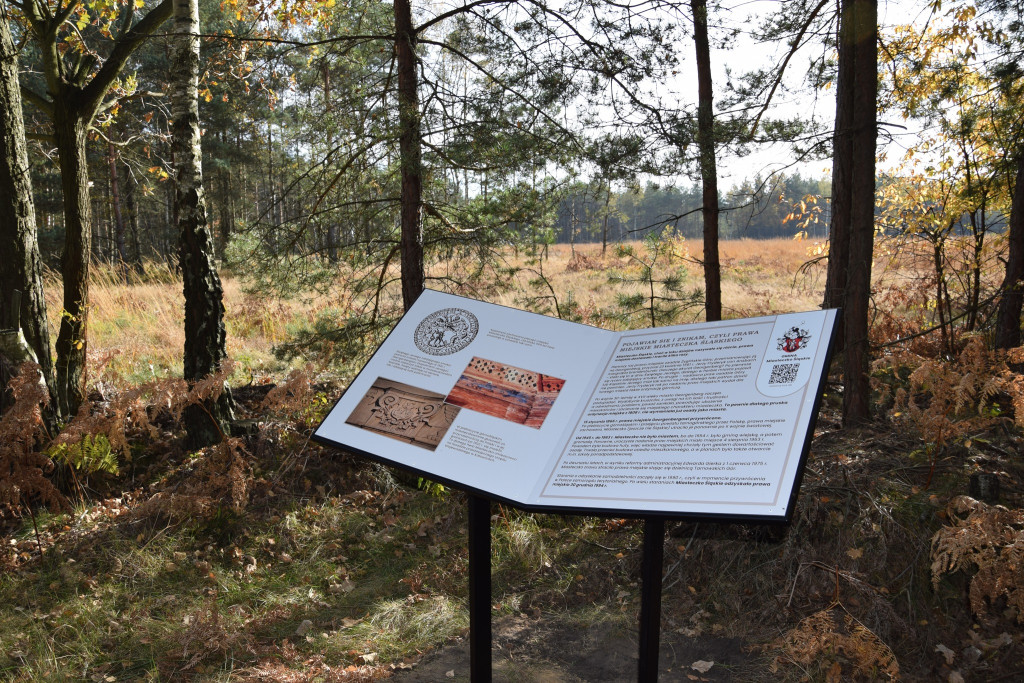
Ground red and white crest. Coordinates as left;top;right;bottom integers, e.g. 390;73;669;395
777;326;810;353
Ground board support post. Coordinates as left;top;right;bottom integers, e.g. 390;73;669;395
468;494;493;682
638;515;666;682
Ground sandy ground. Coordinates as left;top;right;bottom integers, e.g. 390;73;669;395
394;615;756;682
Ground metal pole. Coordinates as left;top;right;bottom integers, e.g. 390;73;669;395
468;494;492;682
638;516;665;682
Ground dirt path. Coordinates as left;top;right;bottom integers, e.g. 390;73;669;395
394;615;756;681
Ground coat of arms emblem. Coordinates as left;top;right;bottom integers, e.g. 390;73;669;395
414;308;479;356
777;326;810;353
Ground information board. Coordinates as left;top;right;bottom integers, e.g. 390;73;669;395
313;290;838;521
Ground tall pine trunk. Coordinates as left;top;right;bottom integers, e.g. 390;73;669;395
395;0;424;312
823;0;877;425
823;2;855;316
52;108;92;418
0;9;54;402
108;142;128;276
124;161;144;271
692;0;721;321
173;0;233;447
995;153;1024;350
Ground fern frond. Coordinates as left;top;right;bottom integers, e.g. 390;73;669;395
931;496;1024;624
0;363;68;517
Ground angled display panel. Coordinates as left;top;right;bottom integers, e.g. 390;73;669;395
313;290;838;522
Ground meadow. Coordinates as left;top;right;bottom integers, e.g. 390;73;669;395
2;236;1021;681
70;238;826;383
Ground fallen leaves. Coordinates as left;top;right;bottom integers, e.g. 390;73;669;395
329;578;356;594
690;659;714;673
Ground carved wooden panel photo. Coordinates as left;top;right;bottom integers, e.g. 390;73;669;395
345;378;460;450
445;357;565;429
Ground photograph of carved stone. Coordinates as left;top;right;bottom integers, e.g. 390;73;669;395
444;357;566;429
345;378;460;450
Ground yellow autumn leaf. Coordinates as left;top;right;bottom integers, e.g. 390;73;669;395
847;548;863;560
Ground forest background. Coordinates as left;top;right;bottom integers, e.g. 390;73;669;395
2;0;1024;680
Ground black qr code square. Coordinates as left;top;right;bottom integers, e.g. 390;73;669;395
769;363;799;385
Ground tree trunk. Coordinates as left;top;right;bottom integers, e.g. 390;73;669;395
52;108;92;418
826;0;877;426
823;1;856;317
995;153;1024;349
124;161;144;271
108;142;128;275
0;10;54;403
692;0;721;322
218;167;232;260
395;0;424;311
601;179;611;255
19;0;172;417
173;0;233;447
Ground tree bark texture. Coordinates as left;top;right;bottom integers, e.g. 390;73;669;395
173;0;233;447
825;0;877;425
395;0;425;312
995;153;1024;350
0;9;54;400
108;142;128;270
823;1;856;316
124;161;144;271
691;0;721;322
52;107;92;417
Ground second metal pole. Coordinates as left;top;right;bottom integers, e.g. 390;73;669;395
468;494;492;682
638;516;665;682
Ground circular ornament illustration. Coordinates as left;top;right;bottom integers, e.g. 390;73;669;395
414;308;479;356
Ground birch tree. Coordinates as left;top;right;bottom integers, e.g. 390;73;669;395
172;0;232;446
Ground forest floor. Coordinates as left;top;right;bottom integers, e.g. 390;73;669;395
391;615;753;681
3;377;1024;681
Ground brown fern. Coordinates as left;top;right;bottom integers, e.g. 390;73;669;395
170;596;255;673
931;496;1024;625
0;363;68;518
52;360;236;462
134;436;253;524
774;604;901;680
260;366;316;417
872;337;1024;485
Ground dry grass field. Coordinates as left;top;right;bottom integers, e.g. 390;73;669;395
56;238;833;384
43;263;332;385
492;238;828;322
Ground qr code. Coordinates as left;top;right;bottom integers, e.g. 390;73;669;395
769;363;799;385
